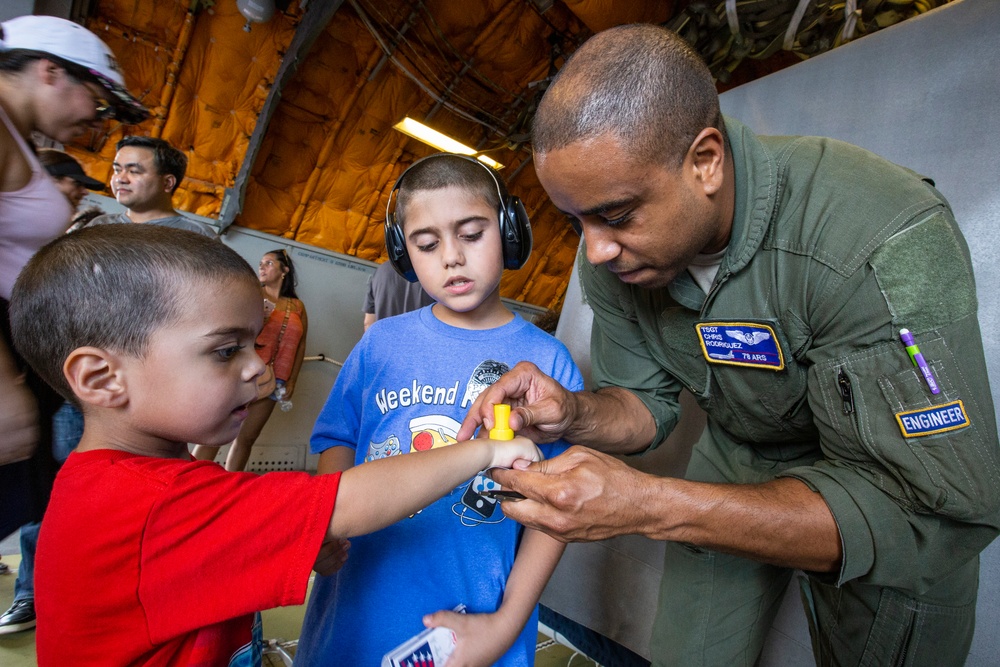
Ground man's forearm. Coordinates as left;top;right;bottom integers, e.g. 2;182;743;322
565;386;657;454
639;475;842;572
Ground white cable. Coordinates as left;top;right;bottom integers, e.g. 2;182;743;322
725;0;740;41
783;0;814;51
841;0;859;43
352;0;507;132
303;354;343;367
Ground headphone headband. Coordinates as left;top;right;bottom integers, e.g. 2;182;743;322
383;153;532;282
384;153;508;229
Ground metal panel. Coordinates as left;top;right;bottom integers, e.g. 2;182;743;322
0;2;38;22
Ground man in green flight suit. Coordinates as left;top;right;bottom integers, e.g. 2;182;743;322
460;23;1000;667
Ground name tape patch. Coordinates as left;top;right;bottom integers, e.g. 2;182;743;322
696;322;784;371
895;400;970;438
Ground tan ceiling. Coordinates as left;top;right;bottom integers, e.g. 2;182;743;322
69;0;944;311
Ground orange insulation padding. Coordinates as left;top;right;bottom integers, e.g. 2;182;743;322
70;0;581;310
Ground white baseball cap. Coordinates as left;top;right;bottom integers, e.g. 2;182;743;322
0;15;149;125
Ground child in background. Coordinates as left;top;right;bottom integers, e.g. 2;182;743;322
296;154;584;666
8;224;541;667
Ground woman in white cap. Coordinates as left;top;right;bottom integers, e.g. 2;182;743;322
0;14;148;635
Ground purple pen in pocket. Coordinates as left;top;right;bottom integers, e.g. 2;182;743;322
900;328;940;395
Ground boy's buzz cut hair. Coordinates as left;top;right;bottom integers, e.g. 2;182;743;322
9;224;257;403
394;154;501;231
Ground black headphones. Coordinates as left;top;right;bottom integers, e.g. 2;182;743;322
384;153;532;283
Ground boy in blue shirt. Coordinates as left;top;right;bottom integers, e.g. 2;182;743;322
297;154;583;666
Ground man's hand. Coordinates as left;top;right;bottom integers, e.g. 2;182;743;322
492;447;843;572
1;381;39;466
489;446;654;542
457;361;576;443
313;537;350;576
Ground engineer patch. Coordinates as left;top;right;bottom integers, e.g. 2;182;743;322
695;322;784;370
895;400;970;438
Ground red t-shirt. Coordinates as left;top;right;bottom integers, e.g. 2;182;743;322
35;450;340;666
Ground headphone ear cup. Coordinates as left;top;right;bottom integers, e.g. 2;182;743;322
500;195;532;270
384;213;418;282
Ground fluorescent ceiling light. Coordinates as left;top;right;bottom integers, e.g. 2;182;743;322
393;117;504;169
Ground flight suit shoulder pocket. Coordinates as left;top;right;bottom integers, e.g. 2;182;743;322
863;336;998;520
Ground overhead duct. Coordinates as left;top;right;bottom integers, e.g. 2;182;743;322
237;0;275;31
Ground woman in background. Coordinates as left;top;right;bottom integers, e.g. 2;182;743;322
36;148;106;232
192;249;307;471
0;15;148;634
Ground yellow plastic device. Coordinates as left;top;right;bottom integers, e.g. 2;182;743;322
489;404;514;440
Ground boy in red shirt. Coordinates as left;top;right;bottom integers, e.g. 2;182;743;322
8;224;540;666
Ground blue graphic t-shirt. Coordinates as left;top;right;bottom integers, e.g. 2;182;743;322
296;307;583;667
